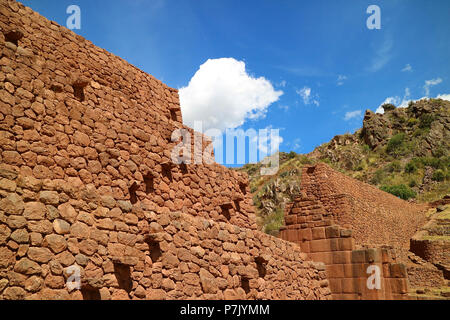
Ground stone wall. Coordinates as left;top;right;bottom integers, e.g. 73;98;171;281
0;0;257;230
407;265;446;288
299;163;426;250
280;195;410;300
0;0;331;300
410;238;449;278
0;172;331;300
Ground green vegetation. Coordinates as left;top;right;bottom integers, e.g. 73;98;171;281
386;161;402;173
279;171;289;178
405;161;417;173
435;206;450;220
371;169;385;184
407;118;419;127
408;179;417;188
287;151;297;159
432;169;446;182
419;114;435;129
381;103;396;112
298;155;313;165
380;184;416;200
261;208;285;236
386;133;409;157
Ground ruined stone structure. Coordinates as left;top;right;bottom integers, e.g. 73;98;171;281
410;219;449;280
279;163;449;299
280;193;410;300
279;163;427;299
0;0;331;300
411;240;449;276
298;163;426;251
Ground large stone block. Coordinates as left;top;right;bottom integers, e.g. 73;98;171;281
338;238;354;251
332;251;351;264
310;239;331;253
312;227;326;240
326;264;345;278
23;202;47;220
351;250;366;263
389;263;407;278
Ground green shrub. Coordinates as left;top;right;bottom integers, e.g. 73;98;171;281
386;133;408;157
299;155;313;165
409;179;417;188
419;114;435;129
279;171;289;178
385;161;402;173
263;209;285;236
382;103;396;112
432;169;445;182
380;184;416;200
371;169;385;184
432;146;447;158
362;144;370;153
287;151;297;159
407;118;419;127
405;161;417;173
418;157;445;170
413;128;429;137
354;159;368;171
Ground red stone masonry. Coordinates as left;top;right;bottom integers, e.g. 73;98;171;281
0;0;331;300
410;237;449;278
280;195;410;300
299;163;427;249
0;0;257;230
278;163;428;300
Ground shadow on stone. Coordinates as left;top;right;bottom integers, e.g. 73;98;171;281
113;263;132;293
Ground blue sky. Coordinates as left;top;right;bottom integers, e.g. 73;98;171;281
21;0;450;163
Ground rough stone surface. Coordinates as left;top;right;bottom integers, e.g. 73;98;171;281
0;0;331;301
280;164;426;300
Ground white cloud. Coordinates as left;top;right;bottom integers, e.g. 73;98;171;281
337;75;347;86
437;93;450;101
298;87;310;103
278;80;287;87
401;64;413;72
424;78;443;96
404;87;411;99
375;97;400;114
344;110;362;121
296;86;319;106
292;138;301;151
179;58;283;132
279;104;289;111
367;36;393;72
375;87;450;114
375;88;412;114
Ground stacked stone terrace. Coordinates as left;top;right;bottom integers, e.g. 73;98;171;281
0;0;331;300
278;163;435;299
299;163;426;251
280;193;410;300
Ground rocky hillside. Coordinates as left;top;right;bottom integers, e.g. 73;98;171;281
238;98;450;235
